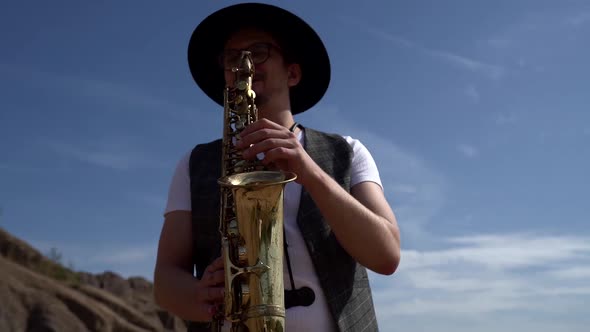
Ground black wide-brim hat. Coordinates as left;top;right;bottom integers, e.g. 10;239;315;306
187;2;330;115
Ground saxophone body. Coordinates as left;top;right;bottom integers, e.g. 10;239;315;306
214;50;296;331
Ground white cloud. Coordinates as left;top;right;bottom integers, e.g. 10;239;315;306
338;15;506;80
457;144;478;158
126;192;167;208
406;233;590;270
565;10;590;27
429;49;505;80
30;239;157;279
465;85;480;102
496;112;518;125
389;184;418;194
89;246;156;265
487;38;513;49
298;105;447;246
370;232;590;331
484;7;590;70
545;266;590;279
0;63;201;122
43;137;167;171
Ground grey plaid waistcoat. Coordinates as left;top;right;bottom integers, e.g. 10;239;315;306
187;126;378;331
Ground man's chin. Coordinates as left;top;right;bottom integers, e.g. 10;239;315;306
254;95;268;107
253;78;266;88
254;90;268;108
253;86;265;97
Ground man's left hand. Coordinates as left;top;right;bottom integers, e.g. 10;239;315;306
235;118;317;186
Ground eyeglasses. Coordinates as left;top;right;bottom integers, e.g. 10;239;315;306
218;43;279;69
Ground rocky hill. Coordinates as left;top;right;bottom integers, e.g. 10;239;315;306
0;227;187;332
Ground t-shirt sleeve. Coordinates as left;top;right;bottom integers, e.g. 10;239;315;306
344;136;383;190
163;151;192;216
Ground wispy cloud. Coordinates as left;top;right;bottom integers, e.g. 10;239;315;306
465;85;480;102
487;38;513;49
371;232;590;331
88;245;155;265
125;192;167;208
43;136;166;171
405;233;590;270
486;7;590;72
565;10;590;27
457;143;479;158
0;162;74;173
389;184;418;194
429;49;505;80
546;266;590;279
495;112;518;125
0;163;29;172
30;239;157;279
338;15;506;80
0;63;200;121
300;106;446;245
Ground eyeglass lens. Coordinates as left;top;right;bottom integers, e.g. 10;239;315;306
221;43;271;68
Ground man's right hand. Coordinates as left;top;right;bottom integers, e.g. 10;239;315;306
154;211;227;323
194;256;225;321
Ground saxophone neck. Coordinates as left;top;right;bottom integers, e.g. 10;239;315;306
231;51;255;90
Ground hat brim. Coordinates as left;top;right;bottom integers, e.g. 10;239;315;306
187;3;330;115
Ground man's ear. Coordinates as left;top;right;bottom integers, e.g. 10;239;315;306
287;63;302;87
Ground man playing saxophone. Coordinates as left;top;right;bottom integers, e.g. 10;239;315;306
154;3;401;331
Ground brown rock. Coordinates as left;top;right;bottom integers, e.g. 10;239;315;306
0;227;187;332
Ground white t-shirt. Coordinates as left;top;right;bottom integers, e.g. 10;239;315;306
163;130;383;331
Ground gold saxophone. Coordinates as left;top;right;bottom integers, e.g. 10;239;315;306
213;50;296;331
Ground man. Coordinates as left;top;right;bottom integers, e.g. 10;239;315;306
154;3;401;331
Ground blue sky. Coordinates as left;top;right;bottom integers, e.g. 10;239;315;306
1;1;589;331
